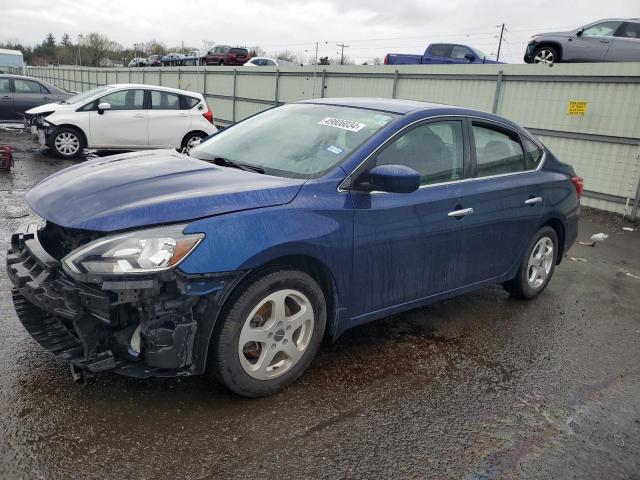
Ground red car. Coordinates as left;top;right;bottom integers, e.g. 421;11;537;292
204;46;250;66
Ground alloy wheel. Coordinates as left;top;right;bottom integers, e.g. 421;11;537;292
533;49;555;64
238;289;314;380
527;236;554;289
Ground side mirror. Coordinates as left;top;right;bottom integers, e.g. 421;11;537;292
576;29;584;36
364;164;420;193
97;102;111;114
464;53;476;62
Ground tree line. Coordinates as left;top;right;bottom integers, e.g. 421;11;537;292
1;33;378;66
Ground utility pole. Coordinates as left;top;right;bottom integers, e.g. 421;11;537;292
496;23;505;62
336;43;349;65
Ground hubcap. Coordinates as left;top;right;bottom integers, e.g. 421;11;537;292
527;236;554;289
238;289;314;380
54;132;80;156
186;136;202;151
533;50;554;64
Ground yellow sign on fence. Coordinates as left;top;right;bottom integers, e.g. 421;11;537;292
568;100;588;116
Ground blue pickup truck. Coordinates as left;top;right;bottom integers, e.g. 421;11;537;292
384;43;502;65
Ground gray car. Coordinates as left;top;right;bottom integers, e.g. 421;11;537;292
524;18;640;64
0;74;72;121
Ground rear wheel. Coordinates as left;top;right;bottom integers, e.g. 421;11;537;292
49;126;85;159
504;226;558;299
180;131;207;152
209;268;326;397
219;60;225;66
532;45;559;65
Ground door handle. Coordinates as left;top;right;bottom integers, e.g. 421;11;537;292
524;196;543;206
1;95;10;99
448;207;474;218
133;113;145;118
42;96;51;100
600;39;610;43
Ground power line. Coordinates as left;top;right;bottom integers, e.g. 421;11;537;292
336;43;349;65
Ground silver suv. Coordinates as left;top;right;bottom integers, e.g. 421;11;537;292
524;18;640;64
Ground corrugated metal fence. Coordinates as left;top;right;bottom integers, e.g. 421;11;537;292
24;63;640;218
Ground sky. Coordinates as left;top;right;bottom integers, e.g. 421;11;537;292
1;0;638;63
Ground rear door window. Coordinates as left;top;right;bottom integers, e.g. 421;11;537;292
522;136;544;170
429;44;452;57
151;90;180;110
472;123;526;177
181;95;200;109
616;22;640;39
231;48;248;56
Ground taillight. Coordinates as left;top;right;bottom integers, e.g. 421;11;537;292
384;54;389;65
571;176;584;199
202;107;214;124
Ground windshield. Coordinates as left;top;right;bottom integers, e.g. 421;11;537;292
65;86;114;104
190;103;398;178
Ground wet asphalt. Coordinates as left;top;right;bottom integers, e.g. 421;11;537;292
0;127;638;480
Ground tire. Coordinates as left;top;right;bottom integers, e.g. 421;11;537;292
209;268;327;397
180;131;207;152
48;126;85;159
532;45;559;65
504;226;559;299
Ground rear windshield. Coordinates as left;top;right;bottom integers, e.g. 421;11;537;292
190;103;398;179
231;48;248;55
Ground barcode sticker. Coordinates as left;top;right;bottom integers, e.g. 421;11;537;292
318;117;366;132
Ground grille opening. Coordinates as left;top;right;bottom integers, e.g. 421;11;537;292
38;222;107;260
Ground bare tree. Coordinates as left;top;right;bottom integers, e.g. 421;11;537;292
275;49;299;64
144;39;167;55
82;32;118;67
249;46;265;57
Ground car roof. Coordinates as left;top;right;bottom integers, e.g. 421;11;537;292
301;97;520;126
107;84;201;96
301;97;448;114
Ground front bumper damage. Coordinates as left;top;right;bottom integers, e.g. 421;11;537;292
7;223;241;380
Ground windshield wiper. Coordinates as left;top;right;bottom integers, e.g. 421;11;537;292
210;156;265;174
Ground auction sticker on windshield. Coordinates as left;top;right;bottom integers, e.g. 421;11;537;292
318;117;367;132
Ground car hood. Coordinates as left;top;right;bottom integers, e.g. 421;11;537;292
26;150;306;232
25;102;75;115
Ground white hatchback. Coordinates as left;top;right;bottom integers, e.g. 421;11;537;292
25;84;217;158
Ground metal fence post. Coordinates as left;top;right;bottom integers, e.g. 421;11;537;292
142;68;145;85
178;68;181;88
492;70;504;114
320;69;326;98
631;145;640;219
158;68;162;87
232;68;237;124
274;69;280;105
128;68;131;83
392;69;399;99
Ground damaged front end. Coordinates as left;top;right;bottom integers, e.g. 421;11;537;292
7;222;240;381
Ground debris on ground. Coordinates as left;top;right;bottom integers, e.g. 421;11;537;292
590;233;609;243
579;241;596;247
622;227;635;232
569;256;588;262
620;270;640;280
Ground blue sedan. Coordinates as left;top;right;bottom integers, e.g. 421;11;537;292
8;98;581;397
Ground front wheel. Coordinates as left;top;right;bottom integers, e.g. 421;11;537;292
504;226;558;299
49;126;85;159
532;45;558;65
209;268;326;397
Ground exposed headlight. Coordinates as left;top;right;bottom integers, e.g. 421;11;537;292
62;225;203;275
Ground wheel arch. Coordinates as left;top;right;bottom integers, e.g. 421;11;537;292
533;41;563;62
242;254;339;341
49;123;88;147
541;217;565;264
